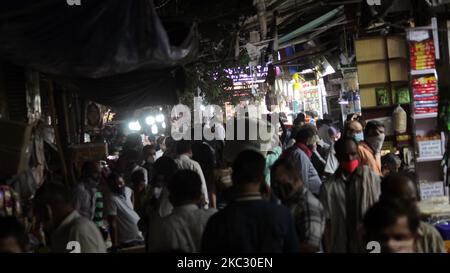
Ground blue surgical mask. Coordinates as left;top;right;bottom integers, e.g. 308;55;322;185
354;132;364;143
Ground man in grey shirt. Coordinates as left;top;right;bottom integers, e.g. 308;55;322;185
147;170;217;253
280;125;322;195
34;183;106;253
73;161;101;220
104;173;144;250
320;137;380;253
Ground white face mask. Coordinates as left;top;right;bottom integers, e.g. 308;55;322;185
367;134;385;154
153;187;162;199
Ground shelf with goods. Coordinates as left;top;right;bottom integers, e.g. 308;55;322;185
355;35;413;154
407;26;445;190
355;35;410;110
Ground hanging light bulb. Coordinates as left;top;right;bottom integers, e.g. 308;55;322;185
146;116;155;125
128;121;141;131
151;124;158;135
156;114;165;123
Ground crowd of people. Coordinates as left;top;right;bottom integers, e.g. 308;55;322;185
0;113;446;254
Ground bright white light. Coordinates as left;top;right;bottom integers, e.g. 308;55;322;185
323;65;336;76
128;121;141;131
146;116;155;125
159;107;162;111
200;105;206;111
156;114;165;123
162;122;166;129
301;69;314;74
151;124;158;134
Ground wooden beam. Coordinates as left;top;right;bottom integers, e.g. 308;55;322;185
47;80;69;185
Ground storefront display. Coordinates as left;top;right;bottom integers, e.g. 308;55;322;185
412;76;439;115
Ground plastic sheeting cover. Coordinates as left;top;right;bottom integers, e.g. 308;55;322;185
0;0;199;107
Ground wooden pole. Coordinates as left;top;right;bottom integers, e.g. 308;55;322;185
47;80;69;185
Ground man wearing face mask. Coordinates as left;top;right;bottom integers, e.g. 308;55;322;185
73;161;102;221
271;158;325;253
104;173;144;251
281;124;322;195
319;137;381;253
380;173;445;253
362;199;420;253
33;182;106;253
323;120;362;177
358;120;385;177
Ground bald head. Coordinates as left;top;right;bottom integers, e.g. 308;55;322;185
345;120;363;138
381;173;418;204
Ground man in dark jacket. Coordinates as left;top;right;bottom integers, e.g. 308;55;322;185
202;150;299;253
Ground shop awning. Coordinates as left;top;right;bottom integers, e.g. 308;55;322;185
278;6;344;45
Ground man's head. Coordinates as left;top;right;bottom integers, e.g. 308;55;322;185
33;182;73;232
295;124;318;147
328;126;340;143
270;158;303;202
381;153;402;177
143;145;156;163
0;217;28;253
152;156;178;188
131;170;146;193
363;199;420;253
365;120;386;154
232;150;266;193
381;173;419;204
176;140;193;157
106;173;126;196
293;113;306;126
168;170;203;207
316;119;324;129
125;149;141;167
157;136;167;152
344;120;364;143
334;137;360;174
80;160;101;181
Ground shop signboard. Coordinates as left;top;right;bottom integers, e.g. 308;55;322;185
420;181;445;201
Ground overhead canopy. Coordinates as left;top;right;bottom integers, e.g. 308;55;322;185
0;0;199;107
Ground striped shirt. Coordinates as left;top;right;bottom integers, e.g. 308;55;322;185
93;191;104;228
286;187;325;249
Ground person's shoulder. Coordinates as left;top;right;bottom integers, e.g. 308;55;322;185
419;221;442;238
323;174;339;185
190;208;218;221
73;181;86;191
303;188;322;206
72;215;99;232
260;201;291;217
360;165;379;177
203;207;226;226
